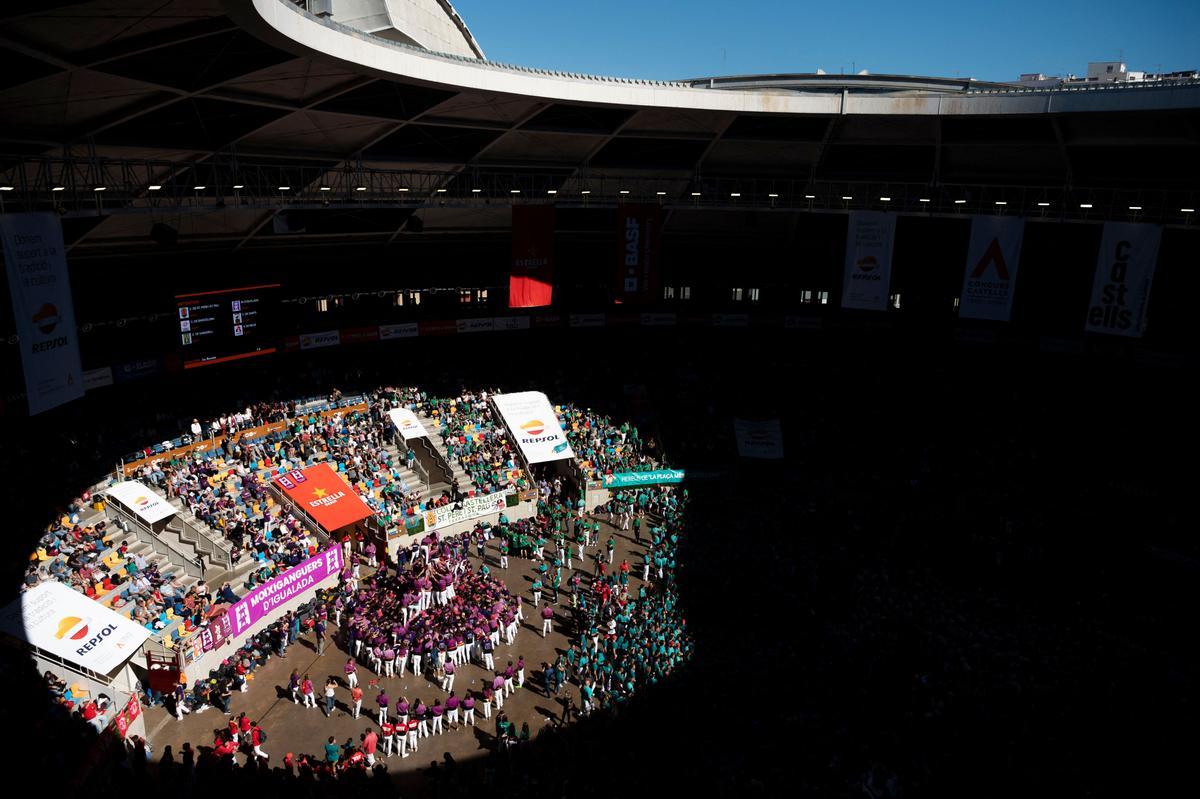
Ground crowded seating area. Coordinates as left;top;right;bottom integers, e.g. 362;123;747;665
557;403;662;480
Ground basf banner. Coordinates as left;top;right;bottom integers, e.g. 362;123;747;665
106;481;177;524
959;216;1025;322
226;547;343;638
0;212;84;414
0;582;151;674
509;205;555;308
273;463;375;532
1085;222;1162;338
387;407;430;440
615;205;662;302
841;212;896;311
734;419;785;459
492;391;576;464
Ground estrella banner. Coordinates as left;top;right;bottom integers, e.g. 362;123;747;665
225;546;344;639
959;216;1025;321
0;212;84;414
601;469;685;488
840;211;896;311
509;205;555;308
272;462;375;532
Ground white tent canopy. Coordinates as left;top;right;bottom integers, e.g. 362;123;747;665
387;407;430;440
492;391;575;464
105;481;176;524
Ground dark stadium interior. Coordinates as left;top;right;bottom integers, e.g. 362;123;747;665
2;1;1199;797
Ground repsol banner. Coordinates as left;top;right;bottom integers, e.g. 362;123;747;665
840;211;896;311
1085;222;1161;338
0;212;84;415
509;205;555;308
959;216;1024;322
615;205;662;302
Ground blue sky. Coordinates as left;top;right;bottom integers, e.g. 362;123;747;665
451;0;1199;82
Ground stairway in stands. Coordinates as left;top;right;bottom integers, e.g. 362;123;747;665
413;411;477;496
382;440;451;502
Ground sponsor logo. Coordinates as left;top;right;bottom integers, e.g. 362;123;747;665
33;303;60;334
857;256;878;273
56;616;89;641
970;238;1011;280
552;441;570;453
308;487;347;508
520;419;546;437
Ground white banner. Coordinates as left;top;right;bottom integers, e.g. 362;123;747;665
106;481;177;524
493;316;531;331
1085;222;1162;337
734;419;785;459
0;582;152;675
83;366;114;391
422;490;512;532
0;213;84;414
639;312;677;327
841;211;896;311
387;407;429;440
457;318;494;334
379;323;418;340
959;216;1024;321
300;330;340;350
492;391;575;464
569;314;605;328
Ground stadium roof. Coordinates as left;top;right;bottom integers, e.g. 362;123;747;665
0;0;1197;251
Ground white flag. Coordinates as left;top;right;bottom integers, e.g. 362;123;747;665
959;216;1024;321
1085;222;1161;337
841;212;896;311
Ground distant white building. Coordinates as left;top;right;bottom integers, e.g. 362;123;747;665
1011;60;1195;89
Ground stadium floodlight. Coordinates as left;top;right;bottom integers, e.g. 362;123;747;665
193;185;206;190
919;198;931;203
147;185;161;191
1080;203;1093;209
691;192;701;196
581;190;591;195
319;186;331;191
278;186;290;191
510;189;521;194
768;193;779;198
1037;202;1050;207
436;188;446;193
94;186;107;191
0;186;13;191
954;199;966;204
1182;207;1196;213
471;188;482;193
232;184;244;189
804;194;815;199
619;190;630;195
1129;205;1142;210
52;186;66;192
730;192;741;197
547;189;557;194
656;191;667;196
397;187;409;192
994;201;1007;206
355;186;367;191
841;195;852;200
880;196;891;202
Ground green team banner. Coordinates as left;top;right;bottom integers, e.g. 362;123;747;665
601;469;685;488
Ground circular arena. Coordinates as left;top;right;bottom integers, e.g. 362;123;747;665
1;1;1198;797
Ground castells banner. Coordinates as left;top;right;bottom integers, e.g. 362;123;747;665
0;582;152;674
0;212;84;415
105;481;177;524
423;490;515;532
601;469;686;488
1084;222;1162;338
491;391;576;464
272;462;375;532
841;211;896;311
225;546;344;639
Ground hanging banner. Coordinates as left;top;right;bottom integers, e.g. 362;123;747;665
959;216;1025;321
734;418;785;459
422;490;513;532
225;546;344;638
1085;222;1162;337
509;205;555;308
0;582;152;675
615;205;662;302
841;212;896;311
387;407;430;440
0;212;84;415
491;391;575;464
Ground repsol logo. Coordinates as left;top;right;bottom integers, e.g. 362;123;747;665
75;623;119;656
851;273;882;281
521;434;561;444
32;336;69;353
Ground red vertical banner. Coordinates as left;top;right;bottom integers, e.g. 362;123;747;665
509;205;555;308
615;204;662;303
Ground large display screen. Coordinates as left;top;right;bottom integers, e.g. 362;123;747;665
174;283;280;369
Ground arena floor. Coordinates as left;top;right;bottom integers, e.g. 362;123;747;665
143;514;650;791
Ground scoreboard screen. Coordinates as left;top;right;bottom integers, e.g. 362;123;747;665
174;283;280;368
